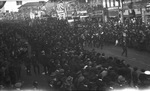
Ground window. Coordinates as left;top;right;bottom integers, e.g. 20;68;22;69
115;0;119;6
111;0;114;7
107;0;110;7
16;1;22;5
113;0;115;6
103;0;106;8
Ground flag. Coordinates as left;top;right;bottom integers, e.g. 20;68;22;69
16;1;22;5
0;1;6;9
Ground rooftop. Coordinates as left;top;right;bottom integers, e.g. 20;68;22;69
18;1;46;9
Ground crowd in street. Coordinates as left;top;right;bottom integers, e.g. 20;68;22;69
102;18;150;51
0;17;150;91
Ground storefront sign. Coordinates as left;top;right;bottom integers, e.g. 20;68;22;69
109;10;119;17
94;10;103;15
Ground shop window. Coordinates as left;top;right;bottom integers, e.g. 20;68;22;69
115;0;119;7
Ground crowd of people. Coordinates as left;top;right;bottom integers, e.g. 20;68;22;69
102;18;150;51
0;17;150;91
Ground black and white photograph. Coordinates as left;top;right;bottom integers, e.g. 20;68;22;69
0;0;150;91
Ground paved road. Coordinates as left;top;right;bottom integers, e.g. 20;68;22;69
85;45;150;70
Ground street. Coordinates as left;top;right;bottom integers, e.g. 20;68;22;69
85;45;150;70
3;45;150;91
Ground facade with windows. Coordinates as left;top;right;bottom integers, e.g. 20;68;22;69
88;0;103;22
102;0;120;22
145;6;150;23
3;0;23;12
18;1;46;19
102;0;149;22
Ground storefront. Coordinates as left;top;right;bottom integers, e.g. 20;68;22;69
108;9;119;18
145;4;150;24
89;10;103;22
123;1;145;20
106;7;120;22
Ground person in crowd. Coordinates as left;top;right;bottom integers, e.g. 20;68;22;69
0;16;150;91
121;37;128;57
24;56;32;76
32;51;40;75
